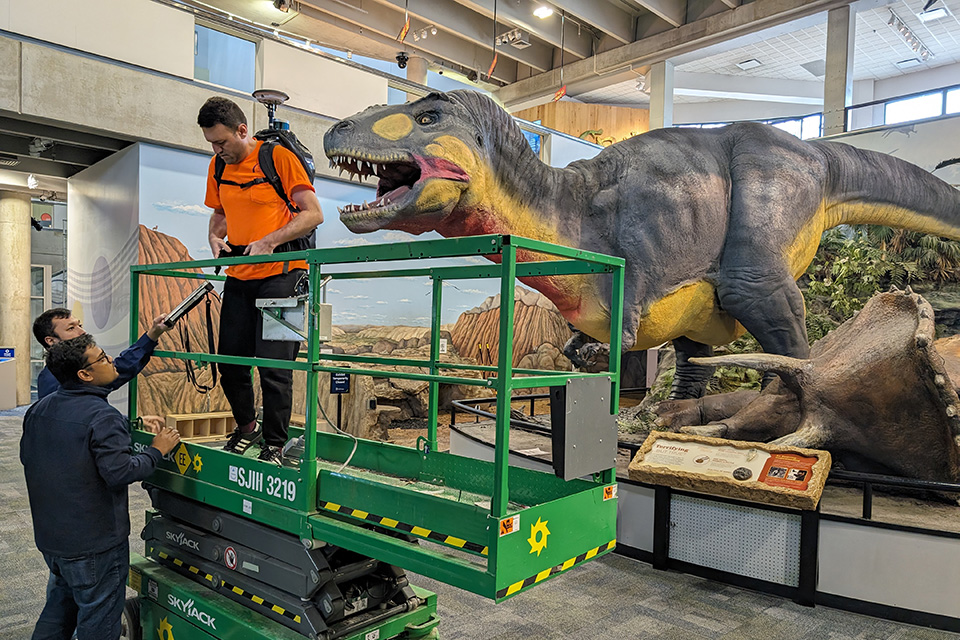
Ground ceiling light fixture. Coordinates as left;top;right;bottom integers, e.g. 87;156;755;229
27;173;38;189
888;11;934;61
495;28;531;49
735;58;762;70
636;77;648;93
272;0;290;12
918;6;948;21
533;4;553;19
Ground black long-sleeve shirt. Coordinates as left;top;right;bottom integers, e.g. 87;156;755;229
21;381;162;556
37;333;157;400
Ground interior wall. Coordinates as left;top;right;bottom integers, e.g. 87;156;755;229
260;40;387;120
0;0;194;79
67;145;141;412
514;101;650;145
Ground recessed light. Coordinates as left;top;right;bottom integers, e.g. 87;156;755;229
533;4;553;19
895;57;922;69
919;7;948;21
736;58;761;70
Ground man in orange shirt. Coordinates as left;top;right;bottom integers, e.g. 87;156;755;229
198;96;324;465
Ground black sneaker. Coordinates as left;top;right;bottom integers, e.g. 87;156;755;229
223;427;262;454
258;444;283;466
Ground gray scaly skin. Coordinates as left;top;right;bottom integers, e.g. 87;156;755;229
324;90;960;399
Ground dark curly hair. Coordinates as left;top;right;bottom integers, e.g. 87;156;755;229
197;96;247;129
33;308;72;348
46;334;96;384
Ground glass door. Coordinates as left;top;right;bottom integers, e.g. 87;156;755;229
30;264;52;391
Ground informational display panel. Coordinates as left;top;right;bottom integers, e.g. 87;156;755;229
628;431;831;510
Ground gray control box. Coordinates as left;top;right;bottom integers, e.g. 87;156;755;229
549;376;617;480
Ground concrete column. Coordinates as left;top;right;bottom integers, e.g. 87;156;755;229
405;56;429;102
823;5;856;136
0;191;32;405
648;61;675;130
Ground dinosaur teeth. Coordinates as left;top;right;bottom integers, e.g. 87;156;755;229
337;206;344;214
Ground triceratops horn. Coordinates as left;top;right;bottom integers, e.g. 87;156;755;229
690;353;810;393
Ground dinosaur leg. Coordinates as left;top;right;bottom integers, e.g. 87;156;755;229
669;336;714;399
562;326;599;369
716;267;810;373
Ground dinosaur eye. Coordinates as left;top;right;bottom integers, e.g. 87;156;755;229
416;112;437;125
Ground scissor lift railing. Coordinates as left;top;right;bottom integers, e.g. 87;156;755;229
128;234;625;601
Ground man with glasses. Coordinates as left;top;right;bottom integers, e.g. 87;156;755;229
32;308;172;402
20;334;182;640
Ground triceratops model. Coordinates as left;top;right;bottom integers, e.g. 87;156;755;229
323;90;960;399
661;289;960;483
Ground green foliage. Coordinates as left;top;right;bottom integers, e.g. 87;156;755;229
802;228;921;323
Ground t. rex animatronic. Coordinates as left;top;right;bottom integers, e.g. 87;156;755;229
323;90;960;399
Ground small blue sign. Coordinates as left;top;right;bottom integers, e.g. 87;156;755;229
330;372;350;394
0;348;13;358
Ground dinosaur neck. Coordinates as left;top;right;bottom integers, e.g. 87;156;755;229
440;91;585;245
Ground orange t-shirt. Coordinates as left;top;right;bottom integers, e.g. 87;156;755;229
204;141;315;280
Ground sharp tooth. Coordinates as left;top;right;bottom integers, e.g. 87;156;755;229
362;200;368;209
338;168;344;177
337;206;344;214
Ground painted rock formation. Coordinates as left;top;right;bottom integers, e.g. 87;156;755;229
451;286;573;370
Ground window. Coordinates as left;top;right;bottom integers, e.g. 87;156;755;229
30;265;51;391
947;88;960;115
771;119;802;138
522;129;542;156
194;24;256;93
800;114;822;140
884;92;943;125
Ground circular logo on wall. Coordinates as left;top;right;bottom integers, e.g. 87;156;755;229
224;546;238;570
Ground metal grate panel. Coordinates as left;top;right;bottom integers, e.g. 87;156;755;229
669;494;801;586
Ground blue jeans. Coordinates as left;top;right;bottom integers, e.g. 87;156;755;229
32;540;128;640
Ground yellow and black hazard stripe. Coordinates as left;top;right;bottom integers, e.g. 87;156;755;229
220;579;303;624
149;545;216;586
496;539;616;599
318;500;488;556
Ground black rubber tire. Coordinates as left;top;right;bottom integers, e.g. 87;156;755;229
120;596;142;640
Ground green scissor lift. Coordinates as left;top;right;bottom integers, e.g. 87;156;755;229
126;234;625;639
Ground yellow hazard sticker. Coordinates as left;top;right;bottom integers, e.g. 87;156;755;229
173;443;192;475
192;453;203;473
603;485;617;501
528;517;550;556
499;515;520;537
128;567;141;593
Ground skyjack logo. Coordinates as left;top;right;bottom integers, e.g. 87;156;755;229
167;594;217;629
165;530;200;551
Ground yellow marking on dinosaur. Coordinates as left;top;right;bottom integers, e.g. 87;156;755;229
634;281;744;350
372;114;413;140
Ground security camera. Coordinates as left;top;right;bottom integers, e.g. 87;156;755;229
396;52;408;69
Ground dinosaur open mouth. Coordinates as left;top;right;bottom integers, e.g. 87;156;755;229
327;153;468;218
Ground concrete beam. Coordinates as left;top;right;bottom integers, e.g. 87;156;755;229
674;71;825;105
456;0;594;60
298;0;518;83
634;0;686;28
361;0;554;72
546;0;634;44
495;0;853;110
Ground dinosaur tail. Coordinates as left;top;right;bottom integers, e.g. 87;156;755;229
814;141;960;239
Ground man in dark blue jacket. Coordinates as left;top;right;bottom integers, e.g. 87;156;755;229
32;308;169;400
21;334;181;640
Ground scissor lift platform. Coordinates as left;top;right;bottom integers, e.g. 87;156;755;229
129;234;625;603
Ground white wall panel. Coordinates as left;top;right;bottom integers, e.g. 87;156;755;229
0;0;194;79
819;520;960;618
260;40;387;120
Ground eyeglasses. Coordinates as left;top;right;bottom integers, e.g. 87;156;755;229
83;350;112;369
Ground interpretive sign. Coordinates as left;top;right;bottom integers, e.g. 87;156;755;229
628;431;830;510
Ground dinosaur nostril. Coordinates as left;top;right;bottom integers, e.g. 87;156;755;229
334;120;354;132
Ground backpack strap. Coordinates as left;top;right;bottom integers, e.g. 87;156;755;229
258;141;301;213
213;153;270;190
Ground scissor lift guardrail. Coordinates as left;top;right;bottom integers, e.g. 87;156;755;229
128;234;625;601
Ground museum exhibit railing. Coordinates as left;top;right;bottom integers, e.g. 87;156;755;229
126;234;625;601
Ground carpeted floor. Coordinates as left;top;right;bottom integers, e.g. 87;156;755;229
1;410;957;640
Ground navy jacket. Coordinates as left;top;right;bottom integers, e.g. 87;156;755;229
21;381;163;557
37;333;157;400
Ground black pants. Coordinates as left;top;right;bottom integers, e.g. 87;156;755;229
219;270;303;447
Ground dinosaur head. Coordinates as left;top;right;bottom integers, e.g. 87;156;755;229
324;91;487;234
